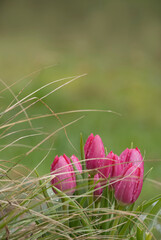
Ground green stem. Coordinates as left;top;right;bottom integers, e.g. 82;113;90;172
110;205;123;237
61;197;69;226
95;199;100;209
88;175;94;209
110;216;120;237
80;133;88;193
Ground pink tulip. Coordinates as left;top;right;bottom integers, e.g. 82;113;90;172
93;173;103;197
51;154;81;195
108;151;122;188
98;151;113;180
115;163;144;205
84;133;105;174
120;147;144;169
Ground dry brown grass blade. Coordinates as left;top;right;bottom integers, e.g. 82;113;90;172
0;64;56;94
0;109;119;131
1;74;86;115
0;78;33;128
26;115;84;156
38;99;78;153
0;74;87;155
0;132;43;153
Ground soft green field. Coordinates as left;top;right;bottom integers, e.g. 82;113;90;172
0;1;161;206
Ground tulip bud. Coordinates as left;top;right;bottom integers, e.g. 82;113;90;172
93;173;103;197
84;133;105;174
108;151;122;188
120;147;144;169
115;163;144;205
51;154;81;195
98;151;113;180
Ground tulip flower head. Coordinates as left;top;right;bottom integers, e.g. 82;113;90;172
51;154;81;195
84;133;105;174
115;163;144;205
97;151;113;180
108;151;122;188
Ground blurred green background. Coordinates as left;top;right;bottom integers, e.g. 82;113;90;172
0;1;161;205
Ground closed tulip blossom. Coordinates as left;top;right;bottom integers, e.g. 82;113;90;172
51;154;81;195
98;151;113;180
115;163;144;205
108;151;122;188
84;133;105;174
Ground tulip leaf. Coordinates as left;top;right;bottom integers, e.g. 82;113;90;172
120;195;161;236
88;177;95;209
119;218;132;236
120;197;161;239
136;194;161;213
80;133;85;161
118;203;135;234
145;232;153;240
100;179;116;233
143;198;161;230
100;183;112;232
136;224;144;240
79;195;89;208
100;182;109;208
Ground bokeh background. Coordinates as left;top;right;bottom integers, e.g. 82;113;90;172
0;0;161;207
